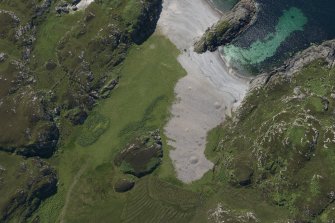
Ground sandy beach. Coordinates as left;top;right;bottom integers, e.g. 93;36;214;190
76;0;95;10
158;0;250;183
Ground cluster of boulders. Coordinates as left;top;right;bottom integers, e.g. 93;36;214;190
55;0;82;14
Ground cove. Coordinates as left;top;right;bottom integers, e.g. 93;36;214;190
222;7;308;65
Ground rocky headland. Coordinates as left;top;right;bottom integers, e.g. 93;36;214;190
194;0;258;53
209;39;335;222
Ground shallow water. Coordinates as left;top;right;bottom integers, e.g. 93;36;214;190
212;0;335;73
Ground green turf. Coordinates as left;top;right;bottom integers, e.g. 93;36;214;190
34;34;187;222
201;59;335;221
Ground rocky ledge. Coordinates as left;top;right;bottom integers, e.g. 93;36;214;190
194;0;258;53
114;130;163;178
249;39;335;92
0;153;57;222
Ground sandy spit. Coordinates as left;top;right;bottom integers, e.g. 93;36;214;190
158;0;250;183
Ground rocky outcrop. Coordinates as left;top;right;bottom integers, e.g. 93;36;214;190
0;154;57;222
114;130;163;177
213;38;335;222
194;0;258;53
0;82;59;158
114;179;135;193
249;39;335;91
0;52;6;62
0;0;163;160
131;0;162;44
16;123;59;158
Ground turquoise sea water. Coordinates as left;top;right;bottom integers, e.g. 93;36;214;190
223;7;307;65
212;0;335;73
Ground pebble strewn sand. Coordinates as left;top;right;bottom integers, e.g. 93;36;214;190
158;0;250;183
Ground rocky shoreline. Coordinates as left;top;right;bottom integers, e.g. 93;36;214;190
194;0;258;53
249;39;335;92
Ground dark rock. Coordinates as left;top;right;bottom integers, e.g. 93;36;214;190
45;60;57;70
235;164;254;186
16;123;60;158
249;39;335;93
55;5;69;14
34;0;52;18
194;0;258;53
65;108;88;125
0;155;57;222
114;130;163;177
322;98;330;111
72;0;81;5
114;179;135;193
130;0;162;44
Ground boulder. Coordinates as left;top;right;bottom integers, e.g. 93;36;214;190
115;130;163;177
194;0;258;53
45;60;57;70
65;108;88;125
114;179;135;193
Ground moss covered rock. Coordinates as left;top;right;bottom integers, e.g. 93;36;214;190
114;179;135;193
115;130;163;177
194;0;257;53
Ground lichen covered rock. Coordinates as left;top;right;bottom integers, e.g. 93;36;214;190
115;130;163;177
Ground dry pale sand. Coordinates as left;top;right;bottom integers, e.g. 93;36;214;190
158;0;250;183
76;0;95;10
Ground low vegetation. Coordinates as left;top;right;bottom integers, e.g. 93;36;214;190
205;60;335;222
0;0;163;220
34;35;187;222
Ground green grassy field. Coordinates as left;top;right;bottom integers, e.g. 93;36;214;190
34;34;188;222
